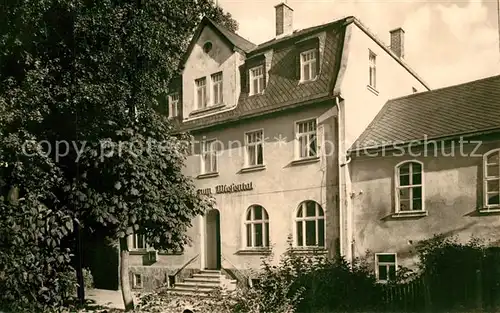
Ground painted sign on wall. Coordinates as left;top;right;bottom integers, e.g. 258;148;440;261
197;182;253;195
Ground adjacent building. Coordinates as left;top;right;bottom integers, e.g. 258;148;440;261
348;75;500;282
126;2;430;291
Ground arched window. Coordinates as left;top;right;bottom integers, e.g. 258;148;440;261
395;161;424;213
484;149;500;208
245;205;269;248
295;201;325;247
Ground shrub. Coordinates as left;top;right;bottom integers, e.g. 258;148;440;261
232;237;384;313
415;235;487;310
289;255;384;312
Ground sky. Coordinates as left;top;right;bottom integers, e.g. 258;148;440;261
217;0;500;89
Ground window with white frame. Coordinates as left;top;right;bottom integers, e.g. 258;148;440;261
195;77;207;109
376;253;397;282
484;149;500;208
131;233;146;250
201;139;218;174
369;50;377;89
211;72;223;105
396;161;424;212
168;93;179;118
300;49;317;82
245;129;264;167
133;273;143;288
296;119;317;159
245;205;269;248
249;65;264;95
295;201;325;247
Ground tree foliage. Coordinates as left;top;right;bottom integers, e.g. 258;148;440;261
0;0;235;310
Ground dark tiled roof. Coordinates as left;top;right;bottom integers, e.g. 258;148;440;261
209;18;257;53
350;75;500;151
175;18;348;132
249;19;347;54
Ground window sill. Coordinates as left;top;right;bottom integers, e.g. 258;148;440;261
290;247;327;255
197;172;219;179
392;211;428;218
240;164;266;173
479;207;500;215
190;104;226;116
158;251;183;256
299;76;319;85
130;250;148;255
248;90;265;97
235;249;272;256
291;156;320;166
367;85;379;96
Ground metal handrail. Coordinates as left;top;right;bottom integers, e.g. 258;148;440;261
173;254;200;277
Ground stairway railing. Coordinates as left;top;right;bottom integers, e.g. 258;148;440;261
172;254;199;283
221;254;249;286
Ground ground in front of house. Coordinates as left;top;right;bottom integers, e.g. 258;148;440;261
83;289;202;312
85;289;128;310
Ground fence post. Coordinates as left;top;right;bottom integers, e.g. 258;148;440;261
476;268;483;312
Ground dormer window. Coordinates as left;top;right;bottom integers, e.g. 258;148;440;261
195;77;207;109
211;72;223;105
168;93;180;118
300;49;317;82
249;65;265;95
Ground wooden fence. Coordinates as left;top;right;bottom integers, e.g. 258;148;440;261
382;277;427;312
381;248;500;312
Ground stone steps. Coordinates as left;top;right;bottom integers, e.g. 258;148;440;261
167;270;237;297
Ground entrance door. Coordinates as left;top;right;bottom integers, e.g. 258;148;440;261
205;209;221;270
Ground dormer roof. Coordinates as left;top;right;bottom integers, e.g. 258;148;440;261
173;15;430;133
178;17;256;70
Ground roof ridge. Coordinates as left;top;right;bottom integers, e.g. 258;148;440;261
249;15;352;53
387;74;500;103
350;17;430;90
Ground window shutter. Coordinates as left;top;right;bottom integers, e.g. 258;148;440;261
295;50;301;80
240;65;248;93
127;235;133;249
315;45;320;76
317;124;325;157
162;93;169;116
262;63;267;89
177;96;182;119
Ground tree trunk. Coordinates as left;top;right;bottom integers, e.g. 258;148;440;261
120;237;134;311
75;223;85;305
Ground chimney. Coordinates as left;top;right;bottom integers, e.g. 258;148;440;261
389;28;405;58
275;2;293;37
